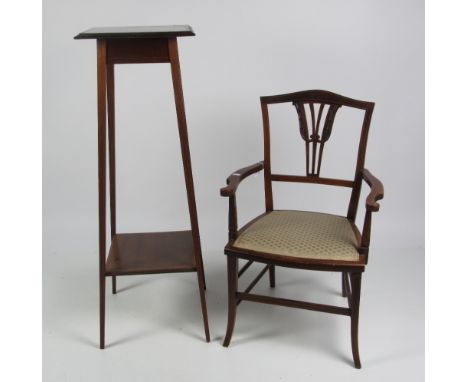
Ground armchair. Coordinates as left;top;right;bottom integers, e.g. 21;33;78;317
220;90;384;368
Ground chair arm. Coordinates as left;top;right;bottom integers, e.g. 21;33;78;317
361;168;384;212
220;161;264;197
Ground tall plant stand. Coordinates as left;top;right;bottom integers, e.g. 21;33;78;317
75;25;210;348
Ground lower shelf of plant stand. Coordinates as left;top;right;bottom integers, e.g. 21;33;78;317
105;231;197;276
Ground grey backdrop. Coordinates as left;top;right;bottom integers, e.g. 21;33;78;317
43;0;424;380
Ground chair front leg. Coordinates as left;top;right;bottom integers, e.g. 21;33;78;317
350;272;362;368
223;255;239;347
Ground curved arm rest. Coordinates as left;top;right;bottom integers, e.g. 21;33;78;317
220;161;264;197
361;168;384;212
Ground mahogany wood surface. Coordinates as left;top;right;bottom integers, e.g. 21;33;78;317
96;40;107;349
260;89;373;109
237;260;254;277
270;174;354;188
238;264;270;302
168;37;210;341
220;161;264;197
106;38;170;64
106;63;117;294
238;293;351;316
361;168;384;211
74;25;195;39
105;231;197;276
225;243;366;272
223;256;238;347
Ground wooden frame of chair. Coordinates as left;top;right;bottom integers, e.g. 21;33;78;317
220;90;384;368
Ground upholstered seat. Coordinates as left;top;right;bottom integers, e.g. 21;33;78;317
233;210;359;261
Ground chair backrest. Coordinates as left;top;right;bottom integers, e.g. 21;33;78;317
260;90;374;222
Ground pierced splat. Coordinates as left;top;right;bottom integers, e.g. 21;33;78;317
293;102;341;176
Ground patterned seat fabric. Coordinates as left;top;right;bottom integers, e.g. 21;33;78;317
233;210;359;261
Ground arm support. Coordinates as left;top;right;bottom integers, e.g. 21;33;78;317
220;161;264;197
359;169;384;260
361;168;384;212
220;161;264;241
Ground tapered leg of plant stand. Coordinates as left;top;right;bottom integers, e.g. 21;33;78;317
195;244;207;290
192;234;210;342
350;272;362;368
196;266;210;342
168;37;210;342
107;63;117;296
97;40;107;349
223;256;238;347
201;258;207;290
99;276;106;349
269;265;276;288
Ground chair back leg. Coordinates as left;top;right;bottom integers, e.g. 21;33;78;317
112;276;117;294
269;265;276;287
350;272;362;368
341;272;347;297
